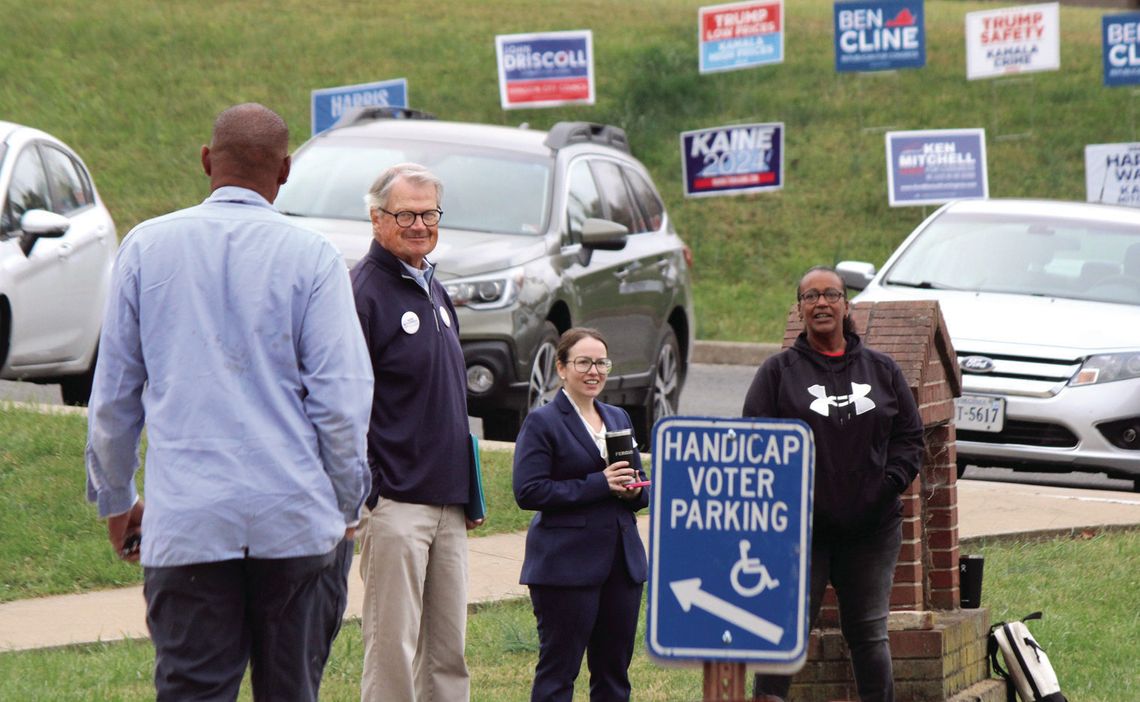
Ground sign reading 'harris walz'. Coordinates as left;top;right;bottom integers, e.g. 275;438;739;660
681;122;784;198
834;1;926;73
647;417;815;668
495;30;594;110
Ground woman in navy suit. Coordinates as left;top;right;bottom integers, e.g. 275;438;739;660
513;327;650;702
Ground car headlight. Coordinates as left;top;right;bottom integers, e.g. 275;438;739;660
443;268;523;310
1070;352;1140;386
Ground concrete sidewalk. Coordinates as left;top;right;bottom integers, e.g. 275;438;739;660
2;480;1138;653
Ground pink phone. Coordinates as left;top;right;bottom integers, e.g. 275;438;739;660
625;480;651;489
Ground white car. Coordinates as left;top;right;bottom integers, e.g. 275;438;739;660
0;122;116;404
839;199;1140;489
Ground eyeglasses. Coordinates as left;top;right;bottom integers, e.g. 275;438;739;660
378;207;442;228
798;288;845;304
570;356;613;374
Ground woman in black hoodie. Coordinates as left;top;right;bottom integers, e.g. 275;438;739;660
743;266;925;702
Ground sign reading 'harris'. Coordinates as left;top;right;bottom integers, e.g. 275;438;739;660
495;31;595;110
680;122;784;198
833;1;926;73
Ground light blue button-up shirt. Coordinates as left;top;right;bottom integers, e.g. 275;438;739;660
85;186;373;567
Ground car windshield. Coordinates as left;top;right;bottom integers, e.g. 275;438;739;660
883;211;1140;306
275;136;553;236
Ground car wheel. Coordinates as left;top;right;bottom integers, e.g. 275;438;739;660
631;327;682;449
59;365;95;406
483;321;560;443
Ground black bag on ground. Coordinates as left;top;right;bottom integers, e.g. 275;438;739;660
988;611;1068;702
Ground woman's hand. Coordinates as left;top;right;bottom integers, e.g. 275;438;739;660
603;460;639;498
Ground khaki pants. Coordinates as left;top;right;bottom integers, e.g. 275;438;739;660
359;499;470;702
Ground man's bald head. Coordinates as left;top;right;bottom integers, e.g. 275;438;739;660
201;103;292;201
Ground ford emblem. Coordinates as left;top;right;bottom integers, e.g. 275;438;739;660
959;356;996;373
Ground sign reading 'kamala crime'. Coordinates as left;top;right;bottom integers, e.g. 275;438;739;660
495;30;595;110
1103;13;1140;87
886;129;989;207
965;2;1060;80
699;0;785;74
680;122;784;198
833;1;925;73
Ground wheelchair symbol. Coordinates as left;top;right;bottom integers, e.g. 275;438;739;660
730;539;779;597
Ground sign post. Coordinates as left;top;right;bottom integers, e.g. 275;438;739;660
646;416;815;692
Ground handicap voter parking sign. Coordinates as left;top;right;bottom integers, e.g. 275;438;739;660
647;417;814;669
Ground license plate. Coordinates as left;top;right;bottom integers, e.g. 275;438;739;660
954;395;1005;433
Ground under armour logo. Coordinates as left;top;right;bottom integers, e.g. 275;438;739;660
807;382;876;417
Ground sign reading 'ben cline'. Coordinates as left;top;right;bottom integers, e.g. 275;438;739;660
1104;13;1140;87
834;1;926;73
647;417;814;668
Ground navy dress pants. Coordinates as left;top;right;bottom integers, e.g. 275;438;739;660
755;519;902;702
143;538;353;702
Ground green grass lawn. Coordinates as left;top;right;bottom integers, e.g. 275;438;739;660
2;531;1136;701
0;0;1125;342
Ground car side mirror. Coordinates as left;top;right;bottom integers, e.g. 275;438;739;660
580;217;628;251
836;260;876;292
19;209;70;256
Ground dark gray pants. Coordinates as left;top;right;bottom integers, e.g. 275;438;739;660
754;520;902;702
143;539;353;702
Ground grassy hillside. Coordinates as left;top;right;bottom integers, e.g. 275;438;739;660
0;0;1125;340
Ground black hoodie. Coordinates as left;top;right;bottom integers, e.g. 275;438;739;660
742;330;925;537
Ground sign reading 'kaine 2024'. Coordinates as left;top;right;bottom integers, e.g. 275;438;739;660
1104;13;1140;87
680;122;784;198
834;1;925;73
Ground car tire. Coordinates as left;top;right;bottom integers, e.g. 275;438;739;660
483;321;560;443
630;327;682;449
59;365;95;406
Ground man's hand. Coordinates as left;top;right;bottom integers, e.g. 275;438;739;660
465;517;485;531
107;499;144;563
344;526;357;541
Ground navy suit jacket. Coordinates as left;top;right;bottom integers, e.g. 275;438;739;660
513;391;649;587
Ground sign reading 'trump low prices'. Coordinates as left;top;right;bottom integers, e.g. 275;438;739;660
681;122;784;198
495;30;594;110
698;0;784;74
885;129;989;207
965;2;1060;80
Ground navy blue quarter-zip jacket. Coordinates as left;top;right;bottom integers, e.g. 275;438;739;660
351;240;469;509
742;331;925;536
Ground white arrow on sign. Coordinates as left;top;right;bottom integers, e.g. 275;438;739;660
670;578;784;645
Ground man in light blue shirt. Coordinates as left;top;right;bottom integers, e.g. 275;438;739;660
85;103;373;701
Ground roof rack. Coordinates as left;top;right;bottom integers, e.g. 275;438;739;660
332;106;437;129
544;122;630;154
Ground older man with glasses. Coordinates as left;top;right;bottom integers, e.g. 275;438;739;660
351;162;483;702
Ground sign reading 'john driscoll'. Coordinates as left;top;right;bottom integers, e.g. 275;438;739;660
647;417;814;670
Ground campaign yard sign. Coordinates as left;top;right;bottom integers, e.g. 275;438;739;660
680;122;784;198
495;31;594;110
965;2;1060;80
886;129;989;207
699;1;784;74
1103;13;1140;87
310;78;407;136
833;1;925;73
646;417;814;668
1086;143;1140;207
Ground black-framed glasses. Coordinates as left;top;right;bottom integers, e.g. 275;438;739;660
571;356;613;374
378;207;442;228
798;288;845;304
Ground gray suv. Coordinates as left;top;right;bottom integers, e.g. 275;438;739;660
275;110;694;446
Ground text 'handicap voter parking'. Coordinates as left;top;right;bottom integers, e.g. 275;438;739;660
647;417;814;671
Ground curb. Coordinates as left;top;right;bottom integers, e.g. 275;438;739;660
691;340;781;366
